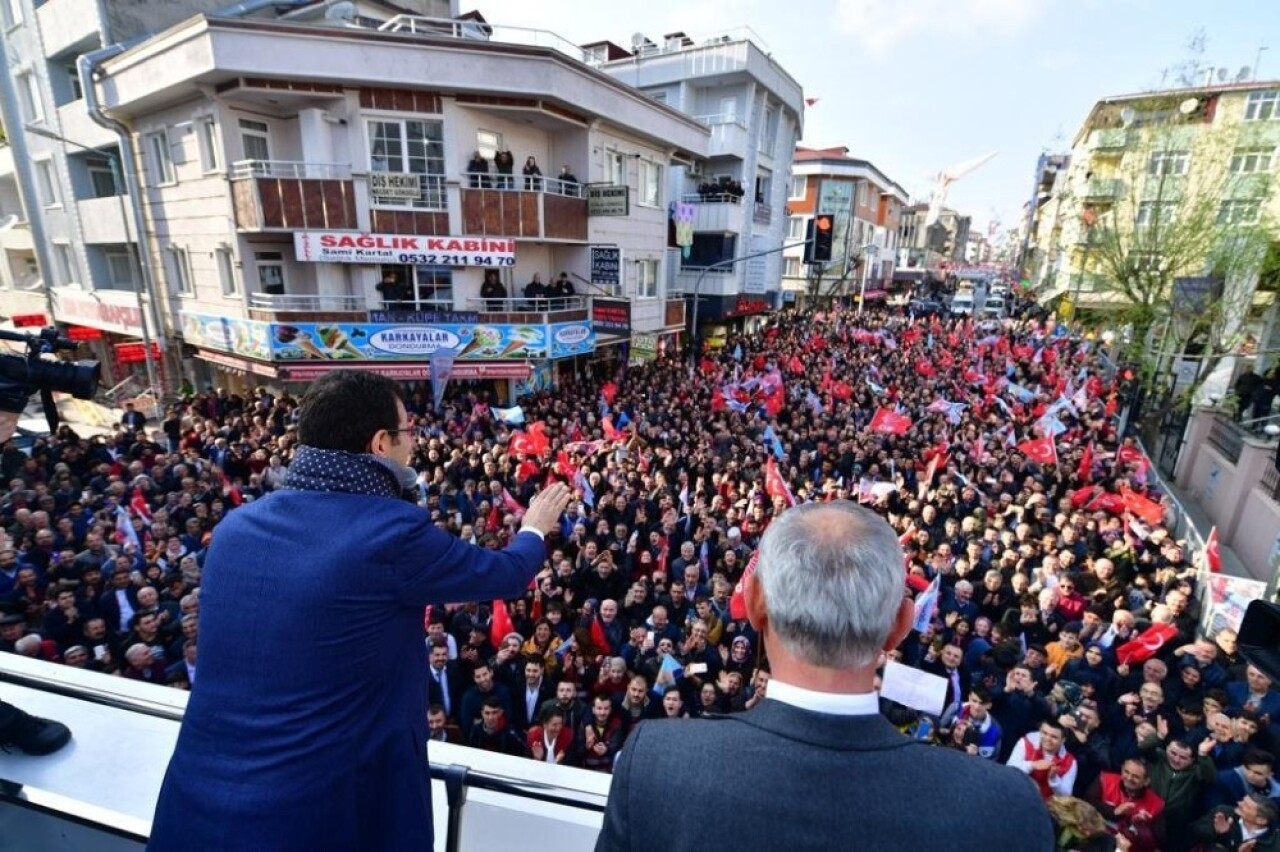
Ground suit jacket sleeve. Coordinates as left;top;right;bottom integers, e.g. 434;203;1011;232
595;721;640;852
396;516;545;606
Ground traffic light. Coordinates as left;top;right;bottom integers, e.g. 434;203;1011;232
811;214;834;263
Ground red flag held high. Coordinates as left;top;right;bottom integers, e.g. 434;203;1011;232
1205;526;1222;573
1077;441;1094;483
1120;488;1164;526
764;457;797;507
869;408;912;436
729;550;759;621
490;599;516;649
1017;435;1058;467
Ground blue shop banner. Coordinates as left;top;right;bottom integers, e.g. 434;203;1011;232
180;313;273;360
269;320;595;361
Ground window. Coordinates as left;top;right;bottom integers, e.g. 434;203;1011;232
198;119;221;172
636;259;658;298
754;171;771;204
239;119;271;162
145;131;175;185
86;157;118;198
65;65;83;101
1218;199;1262;225
648;91;667;104
16;72;40;123
52;243;74;285
475;129;502;161
216;247;238;296
639;159;662;207
255;251;285;294
606;151;625;187
1135;201;1176;227
787;216;805;240
789;176;806;199
2;0;22;28
104;247;137;289
681;233;737;268
784;257;803;278
1230;146;1274;174
1244;90;1280;122
1148;150;1190;176
366;119;445;209
759;106;778;155
34;160;58;207
719;96;737;123
168;246;192;295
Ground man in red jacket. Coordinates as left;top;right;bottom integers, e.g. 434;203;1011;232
1088;758;1165;852
527;707;573;764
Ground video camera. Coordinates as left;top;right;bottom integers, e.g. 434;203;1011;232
0;327;101;432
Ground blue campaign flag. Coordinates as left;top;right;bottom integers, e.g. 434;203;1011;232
490;405;526;425
733;343;743;361
575;470;595;508
651;653;685;695
616;411;631;430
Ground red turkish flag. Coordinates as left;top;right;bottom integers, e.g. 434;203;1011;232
1120;487;1164;526
869;408;912;435
1116;623;1179;666
1077;441;1095;483
764;457;797;507
729;550;759;621
490;599;516;649
1017;435;1058;467
1205;526;1222;573
1087;491;1127;515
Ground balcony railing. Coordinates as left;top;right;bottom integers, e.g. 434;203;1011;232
248;293;366;312
378;14;591;63
681;191;745;204
231;160;352;180
1082;178;1123;200
692;112;742;126
466;296;588;314
1088;128;1130;150
462;172;583;198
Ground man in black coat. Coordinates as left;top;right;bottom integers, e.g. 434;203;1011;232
595;503;1053;852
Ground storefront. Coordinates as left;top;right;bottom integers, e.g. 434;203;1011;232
50;290;166;392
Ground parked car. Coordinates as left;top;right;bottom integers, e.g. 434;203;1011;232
908;298;947;317
949;293;975;316
982;296;1006;318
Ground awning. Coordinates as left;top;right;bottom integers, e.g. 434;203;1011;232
275;361;532;382
195;349;277;378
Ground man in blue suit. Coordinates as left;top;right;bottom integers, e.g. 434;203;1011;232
596;501;1054;852
148;371;571;852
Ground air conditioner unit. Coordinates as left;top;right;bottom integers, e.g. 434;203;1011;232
687;162;704;177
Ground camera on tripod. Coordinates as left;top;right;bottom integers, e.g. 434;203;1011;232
0;326;102;430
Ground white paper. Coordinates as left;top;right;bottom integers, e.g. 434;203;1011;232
879;660;948;717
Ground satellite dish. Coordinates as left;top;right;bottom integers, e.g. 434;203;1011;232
0;214;17;231
1119;107;1136;127
1179;98;1199;115
1217;67;1229;82
1237;66;1252;82
631;32;647;49
324;1;356;21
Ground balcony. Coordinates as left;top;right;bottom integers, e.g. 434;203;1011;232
1081;178;1123;201
56;102;116;151
459;175;587;242
230;160;357;231
246;292;368;323
1087;128;1129;151
465;295;588;323
35;0;99;59
0;223;33;252
77;196;133;244
694;114;751;158
680;193;745;233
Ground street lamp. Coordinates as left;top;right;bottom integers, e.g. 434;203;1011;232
24;124;160;408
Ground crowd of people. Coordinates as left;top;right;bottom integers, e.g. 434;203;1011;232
2;299;1278;851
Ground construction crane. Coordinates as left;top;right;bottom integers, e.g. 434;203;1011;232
926;150;998;226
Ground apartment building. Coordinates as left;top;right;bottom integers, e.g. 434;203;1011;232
0;0;243;388
89;8;707;398
898;203;971;274
781;145;908;305
587;28;804;334
1016;152;1070;291
1027;81;1280;328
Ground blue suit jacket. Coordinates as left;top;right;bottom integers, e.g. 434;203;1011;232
596;700;1054;852
148;489;546;851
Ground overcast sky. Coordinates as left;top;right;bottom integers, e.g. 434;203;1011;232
476;0;1278;235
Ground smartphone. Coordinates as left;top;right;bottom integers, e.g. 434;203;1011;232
94;645;107;661
687;663;708;675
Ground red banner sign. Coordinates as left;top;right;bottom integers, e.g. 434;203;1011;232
10;314;48;328
66;326;104;341
114;342;161;364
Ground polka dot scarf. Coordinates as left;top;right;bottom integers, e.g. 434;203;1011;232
281;445;404;500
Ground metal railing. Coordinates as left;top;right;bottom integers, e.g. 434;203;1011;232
681;191;745;204
378;14;591;63
230;160;352;180
465;296;588;313
1207;412;1246;463
692;112;745;127
248;293;365;311
461;172;583;197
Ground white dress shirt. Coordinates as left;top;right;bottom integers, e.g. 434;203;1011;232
765;678;881;716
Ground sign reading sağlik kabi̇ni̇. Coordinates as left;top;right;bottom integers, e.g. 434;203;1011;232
294;231;516;267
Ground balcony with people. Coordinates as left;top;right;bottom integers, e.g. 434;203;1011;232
458;150;587;242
